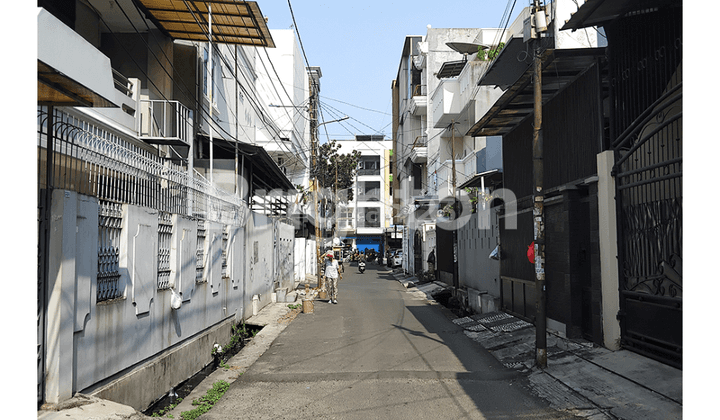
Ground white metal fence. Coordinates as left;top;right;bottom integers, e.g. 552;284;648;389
37;106;249;226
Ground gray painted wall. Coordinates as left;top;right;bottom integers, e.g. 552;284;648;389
458;206;501;309
45;189;290;409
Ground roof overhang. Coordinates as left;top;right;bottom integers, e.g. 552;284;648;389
198;134;295;192
37;8;118;107
38;61;117;107
467;47;606;137
134;0;275;47
458;169;503;189
475;36;533;90
561;0;680;31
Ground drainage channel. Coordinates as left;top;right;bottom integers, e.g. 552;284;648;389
143;323;263;417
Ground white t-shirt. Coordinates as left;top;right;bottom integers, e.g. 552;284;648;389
325;259;339;278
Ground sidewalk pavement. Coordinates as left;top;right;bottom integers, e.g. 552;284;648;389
394;271;683;420
37;273;682;420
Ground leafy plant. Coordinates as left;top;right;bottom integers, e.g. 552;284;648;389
465;187;479;213
180;380;230;420
149;398;182;417
478;42;505;61
287;303;302;310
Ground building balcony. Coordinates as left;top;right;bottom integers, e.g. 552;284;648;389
357;169;381;177
409;84;427;116
139;100;193;147
357;193;381;202
410;146;427;164
432;79;462;128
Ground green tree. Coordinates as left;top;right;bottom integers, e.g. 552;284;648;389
316;140;361;203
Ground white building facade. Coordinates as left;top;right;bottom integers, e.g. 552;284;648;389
255;29;312;189
334;136;393;253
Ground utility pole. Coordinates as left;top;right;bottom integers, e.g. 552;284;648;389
309;74;323;296
207;4;213;184
532;0;548;369
450;121;459;294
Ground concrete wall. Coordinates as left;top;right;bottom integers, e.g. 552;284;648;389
294;238;307;283
277;222;295;291
244;212;275;320
458;207;501;312
45;189;289;410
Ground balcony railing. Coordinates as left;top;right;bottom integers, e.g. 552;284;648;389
139;100;193;147
357;168;381;176
357;193;381;202
112;68;133;97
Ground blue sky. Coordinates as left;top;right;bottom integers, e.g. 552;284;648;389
256;1;524;142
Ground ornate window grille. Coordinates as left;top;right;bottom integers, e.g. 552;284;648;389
97;201;123;302
196;220;207;283
221;226;229;279
157;212;172;289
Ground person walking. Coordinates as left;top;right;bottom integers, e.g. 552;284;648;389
427;248;436;282
324;253;340;304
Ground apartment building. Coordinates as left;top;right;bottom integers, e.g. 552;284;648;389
334;135;393;253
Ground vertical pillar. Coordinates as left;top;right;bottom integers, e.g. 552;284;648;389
45;190;77;404
597;151;621;350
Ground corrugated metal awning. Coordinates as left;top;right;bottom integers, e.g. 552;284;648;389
467;48;606;137
135;0;275;47
198;134;295;191
458;169;502;189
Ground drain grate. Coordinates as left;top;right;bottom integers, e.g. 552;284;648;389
490;320;533;333
452;316;475;326
476;312;513;323
465;324;487;332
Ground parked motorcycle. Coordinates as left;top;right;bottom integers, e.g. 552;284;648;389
358;260;366;274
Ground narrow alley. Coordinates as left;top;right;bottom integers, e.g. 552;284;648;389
200;262;580;420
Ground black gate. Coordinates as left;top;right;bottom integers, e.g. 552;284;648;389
609;7;683;367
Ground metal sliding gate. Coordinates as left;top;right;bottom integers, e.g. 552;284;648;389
610;8;683;368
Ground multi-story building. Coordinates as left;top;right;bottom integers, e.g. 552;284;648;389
334;135;393;254
392;1;603;299
256;29;311;189
36;0;302;410
392;27;507;275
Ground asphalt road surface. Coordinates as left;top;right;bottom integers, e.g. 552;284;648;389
201;262;580;420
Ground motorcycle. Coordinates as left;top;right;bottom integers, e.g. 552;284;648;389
358;260;366;274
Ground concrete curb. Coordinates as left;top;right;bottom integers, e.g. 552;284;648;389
164;302;298;418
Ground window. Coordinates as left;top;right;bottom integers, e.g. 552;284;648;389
358;181;381;201
358;207;381;228
358;156;381;176
203;47;217;101
413;164;422;190
339;208;354;229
